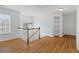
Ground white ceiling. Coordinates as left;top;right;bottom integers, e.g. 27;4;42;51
34;5;77;14
2;5;77;14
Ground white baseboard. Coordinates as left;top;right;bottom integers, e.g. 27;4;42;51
0;36;20;42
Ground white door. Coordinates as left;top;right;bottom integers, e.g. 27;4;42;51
54;16;60;36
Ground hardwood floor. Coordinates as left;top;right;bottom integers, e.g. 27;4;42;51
0;35;77;53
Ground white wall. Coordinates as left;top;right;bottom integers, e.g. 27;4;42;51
77;7;79;50
63;12;76;35
34;12;63;37
0;7;20;41
34;13;53;37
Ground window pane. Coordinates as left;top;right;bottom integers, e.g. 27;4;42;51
0;14;11;34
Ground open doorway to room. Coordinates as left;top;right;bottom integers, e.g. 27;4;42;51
52;6;77;52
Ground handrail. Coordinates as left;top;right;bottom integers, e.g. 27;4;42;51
18;27;40;45
27;27;40;44
29;28;40;30
18;27;40;30
29;27;40;39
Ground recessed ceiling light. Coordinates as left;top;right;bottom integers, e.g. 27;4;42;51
59;8;64;11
